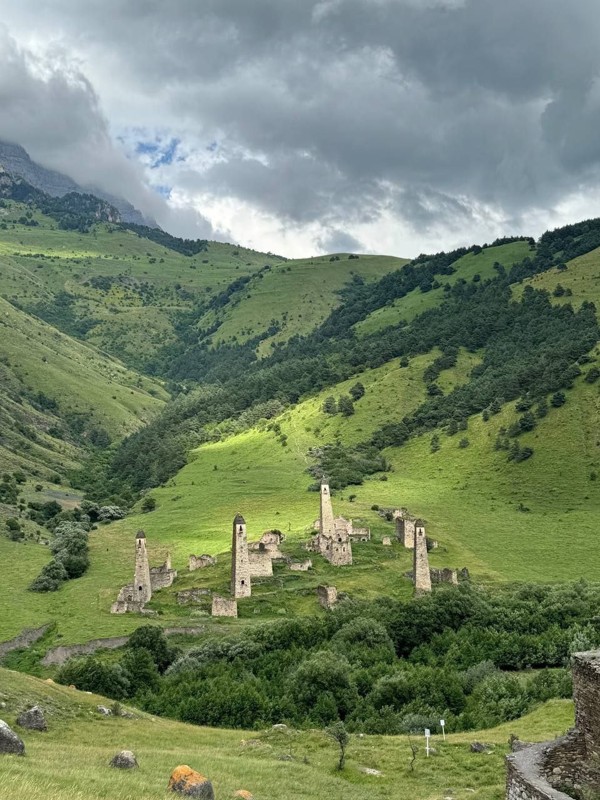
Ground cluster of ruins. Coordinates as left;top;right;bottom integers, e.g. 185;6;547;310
111;480;467;616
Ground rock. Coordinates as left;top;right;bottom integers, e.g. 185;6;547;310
97;705;112;716
359;767;383;776
0;720;25;755
168;765;215;799
271;723;288;732
508;734;532;752
17;706;47;732
110;750;138;769
234;791;254;800
470;742;490;753
277;754;293;761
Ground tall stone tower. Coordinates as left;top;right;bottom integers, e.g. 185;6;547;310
413;521;432;594
320;479;335;538
134;530;152;604
231;513;251;598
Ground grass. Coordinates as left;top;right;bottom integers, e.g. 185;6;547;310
207;254;409;356
0;666;575;800
355;242;532;336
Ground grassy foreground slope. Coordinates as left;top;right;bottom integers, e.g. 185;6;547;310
355;241;532;336
0;666;574;800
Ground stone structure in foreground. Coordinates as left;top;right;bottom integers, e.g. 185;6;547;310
506;651;600;800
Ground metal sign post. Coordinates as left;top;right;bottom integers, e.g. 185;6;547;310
440;719;446;741
425;728;431;757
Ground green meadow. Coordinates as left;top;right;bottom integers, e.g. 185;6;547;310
0;666;575;800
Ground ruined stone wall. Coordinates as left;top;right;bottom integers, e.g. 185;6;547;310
249;551;273;577
506;742;577;800
430;567;458;585
350;526;371;541
177;588;211;605
212;595;238;617
572;651;600;765
41;627;204;666
150;564;177;591
0;624;51;660
289;559;312;571
317;585;338;609
189;554;216;571
403;518;416;548
505;651;600;800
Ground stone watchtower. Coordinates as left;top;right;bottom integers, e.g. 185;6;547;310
231;513;251;598
134;530;152;604
413;520;432;594
320;478;335;538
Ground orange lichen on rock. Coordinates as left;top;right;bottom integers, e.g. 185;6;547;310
234;792;254;800
168;765;215;799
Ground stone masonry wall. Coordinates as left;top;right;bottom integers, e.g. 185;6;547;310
249;551;273;577
505;651;600;800
189;554;216;571
0;624;52;660
212;595;238;617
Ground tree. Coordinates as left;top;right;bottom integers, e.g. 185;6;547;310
337;395;355;417
349;382;365;401
551;391;566;407
322;396;337;415
326;721;350;770
141;496;157;513
127;625;176;672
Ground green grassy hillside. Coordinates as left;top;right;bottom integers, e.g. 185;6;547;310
0;201;273;366
355;241;532;336
515;245;600;312
2;330;598;646
0;294;166;492
0;666;574;800
206;254;408;356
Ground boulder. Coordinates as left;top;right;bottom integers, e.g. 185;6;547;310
97;705;112;716
110;750;138;769
470;742;490;753
0;720;25;755
271;723;288;732
233;792;254;800
17;706;47;732
168;765;215;799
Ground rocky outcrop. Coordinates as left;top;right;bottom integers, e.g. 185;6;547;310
110;750;138;769
0;624;52;661
0;720;25;755
168;765;214;798
0;140;151;225
17;706;47;732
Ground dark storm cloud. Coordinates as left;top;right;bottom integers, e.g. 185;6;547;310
4;0;600;241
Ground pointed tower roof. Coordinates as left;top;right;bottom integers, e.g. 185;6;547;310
136;530;146;539
234;513;245;524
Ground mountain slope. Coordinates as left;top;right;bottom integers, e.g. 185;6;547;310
0;140;150;225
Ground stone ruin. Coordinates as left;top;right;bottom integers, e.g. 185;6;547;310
248;531;285;578
308;479;353;566
382;536;392;546
231;514;251;599
413;521;432;594
211;595;238;617
188;554;217;571
506;651;600;800
317;585;338;609
289;559;312;571
312;516;370;542
111;531;177;614
177;588;211;605
392;508;417;548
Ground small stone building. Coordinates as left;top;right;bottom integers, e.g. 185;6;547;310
189;554;217;571
317;585;338;609
211;595;238;617
111;532;177;614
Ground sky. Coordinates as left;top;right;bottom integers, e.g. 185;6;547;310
2;1;600;258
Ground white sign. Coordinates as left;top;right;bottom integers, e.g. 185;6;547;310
425;728;431;756
440;719;446;741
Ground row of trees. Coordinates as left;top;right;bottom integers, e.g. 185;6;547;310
57;582;596;733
